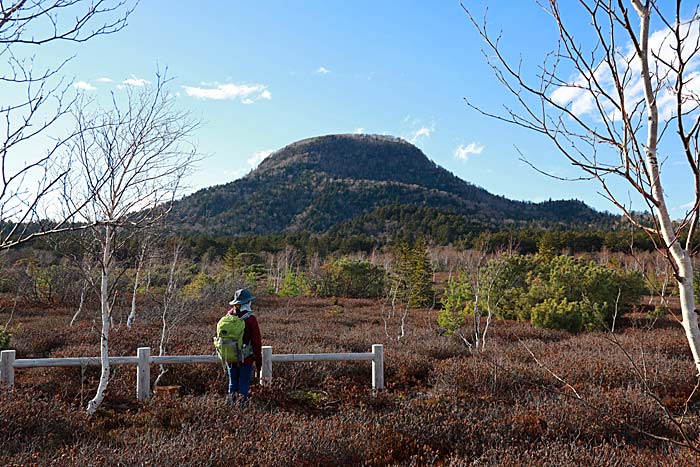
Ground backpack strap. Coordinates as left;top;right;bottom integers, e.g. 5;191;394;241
239;311;254;320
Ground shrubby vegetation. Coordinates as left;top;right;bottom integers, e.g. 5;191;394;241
390;239;435;308
0;230;663;335
0;225;695;462
180;272;218;301
224;248;267;284
439;253;646;333
277;270;311;297
0;327;10;351
1;296;698;465
316;258;385;299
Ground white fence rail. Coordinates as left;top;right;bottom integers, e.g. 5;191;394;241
0;344;384;401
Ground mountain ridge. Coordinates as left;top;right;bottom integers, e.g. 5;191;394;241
170;133;613;237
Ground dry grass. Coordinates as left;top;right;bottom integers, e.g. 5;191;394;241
1;295;700;466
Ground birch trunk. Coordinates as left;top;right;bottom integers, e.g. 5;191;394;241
632;1;700;375
69;281;88;327
86;224;112;414
127;244;146;329
154;243;181;388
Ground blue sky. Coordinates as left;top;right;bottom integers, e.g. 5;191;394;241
17;0;700;217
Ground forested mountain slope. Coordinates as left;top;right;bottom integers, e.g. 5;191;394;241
170;134;612;236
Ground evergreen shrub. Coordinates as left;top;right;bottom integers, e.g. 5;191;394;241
439;254;646;333
0;327;10;351
316;258;385;298
278;270;311;297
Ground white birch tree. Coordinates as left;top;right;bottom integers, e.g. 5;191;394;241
127;233;152;329
62;74;198;414
464;0;700;376
0;0;133;250
151;239;192;389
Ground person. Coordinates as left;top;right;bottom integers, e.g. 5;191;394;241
226;288;262;405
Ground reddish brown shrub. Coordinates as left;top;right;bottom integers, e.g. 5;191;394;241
2;297;700;465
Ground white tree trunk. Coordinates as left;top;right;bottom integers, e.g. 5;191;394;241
127;244;146;329
127;267;139;329
87;224;112;414
632;0;700;375
144;257;152;294
154;242;181;388
677;258;700;374
69;280;88;327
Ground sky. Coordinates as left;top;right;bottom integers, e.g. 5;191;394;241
10;0;700;217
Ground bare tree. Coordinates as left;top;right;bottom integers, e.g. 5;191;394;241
0;0;133;250
127;232;152;328
267;245;298;294
440;243;513;351
69;250;99;327
62;74;199;414
381;285;410;342
151;239;192;389
464;1;700;374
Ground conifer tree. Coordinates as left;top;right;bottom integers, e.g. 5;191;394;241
390;238;435;308
537;231;558;261
409;237;436;308
223;244;238;273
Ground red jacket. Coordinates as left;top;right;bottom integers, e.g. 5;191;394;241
227;308;262;368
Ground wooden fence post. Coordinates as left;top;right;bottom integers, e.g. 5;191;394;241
261;346;272;384
137;347;151;402
0;350;15;388
372;344;384;390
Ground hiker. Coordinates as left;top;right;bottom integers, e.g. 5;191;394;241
216;288;262;405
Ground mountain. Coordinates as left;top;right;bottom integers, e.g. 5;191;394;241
170;134;612;237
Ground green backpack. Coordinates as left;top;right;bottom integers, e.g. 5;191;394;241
214;312;253;364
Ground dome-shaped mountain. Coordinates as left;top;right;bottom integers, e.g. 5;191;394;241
170;134;609;236
256;134;452;187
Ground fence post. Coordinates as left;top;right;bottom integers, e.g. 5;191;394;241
1;350;15;389
137;347;151;402
372;344;384;390
261;346;272;384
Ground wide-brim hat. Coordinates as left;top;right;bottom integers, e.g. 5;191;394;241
229;288;255;305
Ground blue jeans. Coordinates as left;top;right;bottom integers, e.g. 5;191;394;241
227;363;253;402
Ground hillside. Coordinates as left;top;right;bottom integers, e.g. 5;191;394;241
170;134;612;236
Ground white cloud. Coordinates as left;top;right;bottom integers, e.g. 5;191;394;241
551;81;595;115
247;149;274;168
454;142;485;160
121;77;151;87
551;21;700;121
410;126;433;143
96;77;113;83
204;168;248;187
182;82;271;103
316;66;331;74
415;127;432;137
679;201;696;210
73;81;96;91
354;127;364;134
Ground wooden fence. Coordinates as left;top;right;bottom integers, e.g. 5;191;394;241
0;344;384;401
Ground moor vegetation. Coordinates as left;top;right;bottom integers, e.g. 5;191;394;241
2;237;700;465
1;294;700;466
